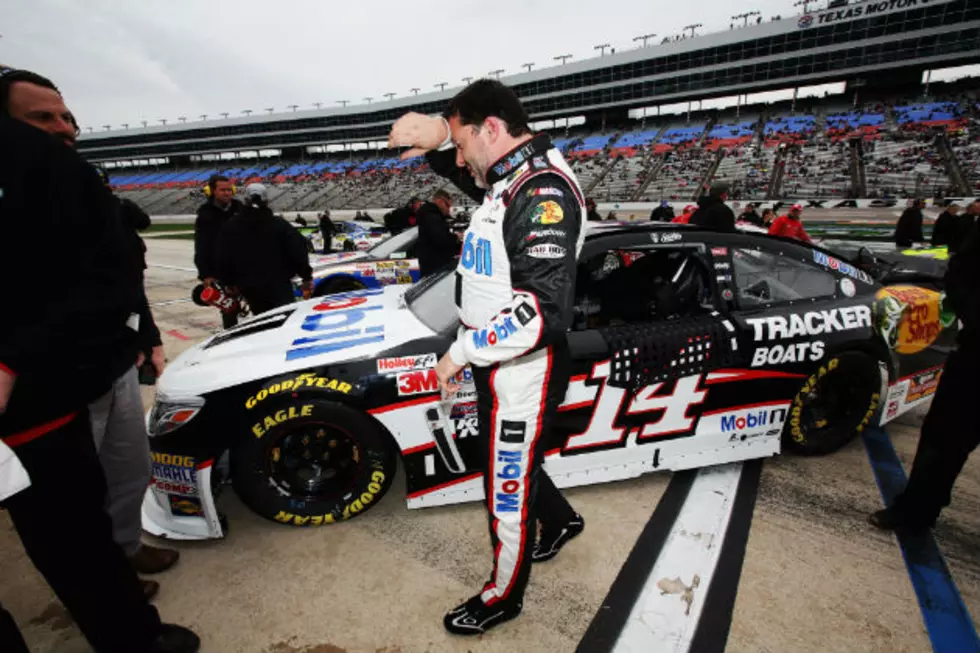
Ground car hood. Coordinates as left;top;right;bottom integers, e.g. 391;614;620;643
309;251;370;272
158;286;434;398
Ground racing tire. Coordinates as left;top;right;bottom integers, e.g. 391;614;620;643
231;399;397;527
783;351;881;456
315;277;366;296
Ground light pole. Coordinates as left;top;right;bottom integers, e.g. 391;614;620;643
683;23;702;37
288;104;299;112
435;82;448;91
553;55;572;65
489;69;505;78
410;87;420;95
220;112;229;119
178;116;187;123
633;33;657;47
384;92;396;101
103;124;111;131
241;109;252;117
265;107;274;114
158;119;167;126
121;123;129;129
522;63;535;72
337;100;349;108
731;11;760;26
363;97;373;104
793;0;815;13
312;102;323;109
199;114;208;121
140;120;148;128
462;76;473;85
594;43;611;56
87;126;94;133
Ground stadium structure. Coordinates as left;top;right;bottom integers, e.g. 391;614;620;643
76;0;980;214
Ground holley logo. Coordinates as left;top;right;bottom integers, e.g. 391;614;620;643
376;353;437;373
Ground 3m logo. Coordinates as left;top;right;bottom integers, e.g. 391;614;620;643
473;317;518;349
397;369;439;396
461;233;492;276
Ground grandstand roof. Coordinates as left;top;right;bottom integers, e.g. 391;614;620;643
78;0;979;162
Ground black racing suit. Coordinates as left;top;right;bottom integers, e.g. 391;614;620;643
0;117;163;653
194;197;243;328
427;133;583;608
216;204;313;315
891;219;980;526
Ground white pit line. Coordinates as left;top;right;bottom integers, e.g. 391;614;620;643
614;462;743;653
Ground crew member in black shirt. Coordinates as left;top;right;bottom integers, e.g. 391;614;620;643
194;175;243;328
415;189;459;276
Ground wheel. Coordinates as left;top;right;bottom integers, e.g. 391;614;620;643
231;399;397;526
315;276;366;296
784;351;881;456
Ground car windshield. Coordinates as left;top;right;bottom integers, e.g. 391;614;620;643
368;227;418;259
405;270;459;335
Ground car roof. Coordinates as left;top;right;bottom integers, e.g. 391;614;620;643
583;221;699;241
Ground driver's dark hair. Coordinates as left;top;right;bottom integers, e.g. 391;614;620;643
444;79;531;138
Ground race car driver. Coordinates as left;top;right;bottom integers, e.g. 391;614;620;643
389;79;585;635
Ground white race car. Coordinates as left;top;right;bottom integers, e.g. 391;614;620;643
143;223;954;540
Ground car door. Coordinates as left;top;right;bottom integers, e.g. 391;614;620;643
544;229;757;483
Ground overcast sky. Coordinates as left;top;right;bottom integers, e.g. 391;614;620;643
5;0;802;129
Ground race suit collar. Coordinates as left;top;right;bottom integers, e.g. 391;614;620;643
486;133;552;187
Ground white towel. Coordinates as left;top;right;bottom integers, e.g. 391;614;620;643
0;439;31;501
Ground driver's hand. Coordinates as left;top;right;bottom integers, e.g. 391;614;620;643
435;352;463;395
301;279;314;299
388;112;449;160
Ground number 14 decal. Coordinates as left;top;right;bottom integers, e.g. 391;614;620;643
563;361;707;452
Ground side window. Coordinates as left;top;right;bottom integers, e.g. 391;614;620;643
574;247;714;329
733;247;836;308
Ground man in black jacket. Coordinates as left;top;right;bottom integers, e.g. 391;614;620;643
649;200;675;222
690;182;736;232
217;184;313;314
932;201;977;253
4;67;181;592
739;202;765;227
586;198;603;222
894;198;926;247
415;189;459;276
0;71;197;653
194;175;243;328
870;218;980;533
318;209;336;254
384;197;422;235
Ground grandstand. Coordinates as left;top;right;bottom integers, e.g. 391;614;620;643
80;0;979;212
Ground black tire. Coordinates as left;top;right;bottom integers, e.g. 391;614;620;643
315;276;366;297
231;398;397;526
783;351;881;456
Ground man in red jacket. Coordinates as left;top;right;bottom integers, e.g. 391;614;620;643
769;203;812;243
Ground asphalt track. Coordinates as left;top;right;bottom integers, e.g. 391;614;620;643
1;235;977;653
